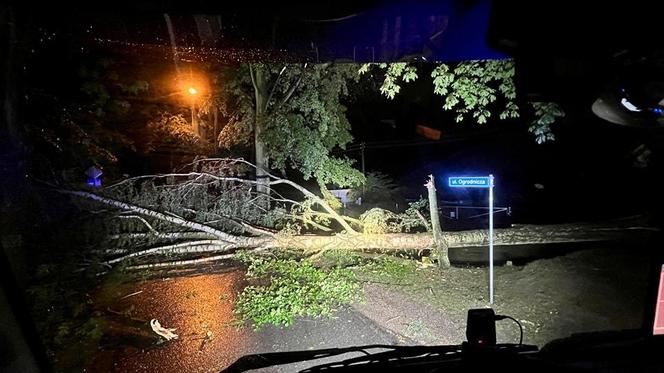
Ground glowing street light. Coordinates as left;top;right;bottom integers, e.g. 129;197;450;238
169;70;208;136
185;86;200;135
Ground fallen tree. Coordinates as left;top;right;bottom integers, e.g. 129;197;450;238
52;159;657;269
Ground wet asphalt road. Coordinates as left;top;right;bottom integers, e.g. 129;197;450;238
90;271;401;372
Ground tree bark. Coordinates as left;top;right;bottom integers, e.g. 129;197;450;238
250;64;270;209
212;105;219;147
426;175;450;267
128;254;236;270
105;240;237;265
191;103;199;137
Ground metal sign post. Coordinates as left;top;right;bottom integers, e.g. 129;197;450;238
488;174;494;304
448;175;495;304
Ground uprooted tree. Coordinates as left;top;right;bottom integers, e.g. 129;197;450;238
53;158;654;271
56;158;434;268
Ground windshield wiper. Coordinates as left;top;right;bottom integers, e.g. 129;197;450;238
222;344;462;372
300;345;464;372
300;343;540;372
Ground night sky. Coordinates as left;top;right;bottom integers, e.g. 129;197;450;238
13;2;664;226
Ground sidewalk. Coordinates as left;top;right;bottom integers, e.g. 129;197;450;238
353;283;466;346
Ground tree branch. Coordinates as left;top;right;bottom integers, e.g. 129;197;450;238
101;160;358;234
273;63;307;112
182;207;276;237
265;64;287;111
313;212;362;226
108;232;215;241
105;240;235;265
415;210;431;232
287;214;333;232
127;254;239;270
55;189;269;246
115;215;157;233
249;64;258;97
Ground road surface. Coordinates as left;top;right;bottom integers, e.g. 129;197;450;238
89;269;402;372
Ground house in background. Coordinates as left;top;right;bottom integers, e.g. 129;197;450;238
329;188;361;208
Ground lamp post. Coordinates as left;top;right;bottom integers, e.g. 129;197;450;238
187;86;199;136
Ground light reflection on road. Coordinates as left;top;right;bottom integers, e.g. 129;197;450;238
91;270;260;372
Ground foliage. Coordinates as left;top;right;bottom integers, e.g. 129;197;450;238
216;63;364;187
26;56;145;181
314;157;365;189
529;102;565;144
360;208;401;234
235;256;360;328
361;60;563;143
287;196;332;232
359;62;418;99
104;159;274;232
99;158;358;236
357;256;416;284
399;198;431;232
319;249;365;268
348;171;399;203
359;198;429;234
431;60;518;124
146;112;213;153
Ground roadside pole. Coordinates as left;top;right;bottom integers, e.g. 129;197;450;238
489;174;494;304
448;175;496;304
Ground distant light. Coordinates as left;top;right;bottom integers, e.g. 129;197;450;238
85;166;102;188
653;107;663;115
188;87;198;95
85;166;103;179
87;177;101;187
621;98;641;112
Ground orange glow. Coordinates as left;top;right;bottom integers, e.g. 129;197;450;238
167;69;210;103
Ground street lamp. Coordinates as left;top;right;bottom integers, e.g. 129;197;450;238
187;86;199;135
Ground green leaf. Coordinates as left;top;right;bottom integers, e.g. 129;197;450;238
358;63;372;75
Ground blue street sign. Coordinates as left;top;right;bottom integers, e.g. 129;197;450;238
447;174;496;303
448;176;492;188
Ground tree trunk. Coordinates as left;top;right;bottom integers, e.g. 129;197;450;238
426;175;450;267
251;64;270;209
59;189;657;267
191;103;199;137
212;105;219;147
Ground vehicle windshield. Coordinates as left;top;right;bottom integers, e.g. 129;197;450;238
1;1;661;372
